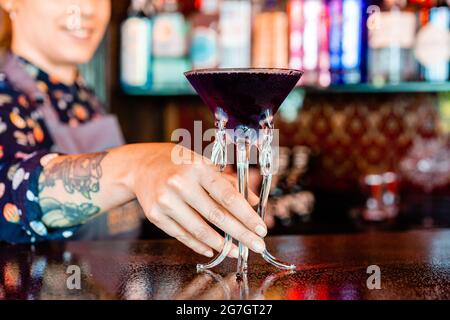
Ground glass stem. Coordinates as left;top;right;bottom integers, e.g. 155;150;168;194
238;272;250;300
236;137;250;277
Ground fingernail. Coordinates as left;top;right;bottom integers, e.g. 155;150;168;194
252;240;266;253
255;225;267;237
204;250;214;258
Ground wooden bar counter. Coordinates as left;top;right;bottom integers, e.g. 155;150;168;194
1;230;450;300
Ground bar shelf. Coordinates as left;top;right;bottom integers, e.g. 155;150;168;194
123;81;450;97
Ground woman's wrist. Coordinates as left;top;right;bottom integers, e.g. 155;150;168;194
105;143;177;202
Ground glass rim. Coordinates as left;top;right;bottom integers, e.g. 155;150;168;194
184;67;304;77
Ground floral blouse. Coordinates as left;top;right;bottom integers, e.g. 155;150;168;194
0;56;104;244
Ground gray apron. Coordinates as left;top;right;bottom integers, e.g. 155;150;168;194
2;53;143;240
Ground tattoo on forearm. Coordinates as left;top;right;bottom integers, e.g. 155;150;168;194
40;197;101;228
39;152;107;200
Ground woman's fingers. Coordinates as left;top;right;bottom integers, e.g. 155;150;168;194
156;191;241;258
157;199;224;253
222;173;260;207
148;211;214;258
199;170;268;238
229;246;239;259
169;178;266;254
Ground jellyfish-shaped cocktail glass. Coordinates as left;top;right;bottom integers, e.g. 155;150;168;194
185;68;303;277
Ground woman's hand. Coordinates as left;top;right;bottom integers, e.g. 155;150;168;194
121;143;267;258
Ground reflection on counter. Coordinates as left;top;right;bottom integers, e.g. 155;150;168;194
2;231;450;300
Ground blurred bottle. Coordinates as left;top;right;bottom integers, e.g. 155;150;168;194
301;0;323;85
121;0;154;93
415;5;449;82
368;0;418;84
252;0;289;68
297;0;331;86
341;0;365;84
153;0;187;57
408;0;433;81
219;0;252;68
329;0;343;84
152;0;191;89
318;2;331;87
190;0;220;69
288;0;304;72
319;0;364;85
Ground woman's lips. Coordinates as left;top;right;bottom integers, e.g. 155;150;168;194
61;25;95;41
69;29;92;40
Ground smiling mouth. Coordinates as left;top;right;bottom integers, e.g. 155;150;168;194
62;26;94;40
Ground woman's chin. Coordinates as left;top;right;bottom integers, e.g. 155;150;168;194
55;37;101;65
58;50;96;66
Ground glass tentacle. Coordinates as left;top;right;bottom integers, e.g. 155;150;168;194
258;112;296;271
197;111;232;272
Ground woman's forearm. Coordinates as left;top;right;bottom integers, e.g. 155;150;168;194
37;142;268;257
37;143;168;228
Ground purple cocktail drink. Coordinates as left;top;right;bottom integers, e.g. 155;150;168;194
185;68;302;130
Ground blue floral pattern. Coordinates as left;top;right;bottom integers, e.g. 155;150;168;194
0;56;103;243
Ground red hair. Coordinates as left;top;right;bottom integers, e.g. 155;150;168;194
0;8;12;51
